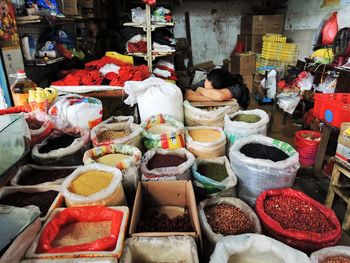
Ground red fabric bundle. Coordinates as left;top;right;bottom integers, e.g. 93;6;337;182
127;41;147;53
109;65;150;86
85;56;130;70
37;206;123;253
255;188;341;252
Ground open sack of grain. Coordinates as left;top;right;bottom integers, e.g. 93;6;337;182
83;144;141;193
24;111;55;146
255;188;342;252
61;164;126;207
229;134;300;206
141;148;195;181
185;126;226;158
25;206;129;259
198;197;261;244
192;156;237;197
183;100;239;128
224;109;269;151
209;234;310;263
140;114;185;150
120;236;199;263
90;115;143;150
31;128;91;166
310;246;350;263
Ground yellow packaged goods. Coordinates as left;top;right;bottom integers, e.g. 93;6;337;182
96;153;132;166
147;123;177;134
97;130;130;142
69;170;113;196
53;221;112;247
189;129;222;142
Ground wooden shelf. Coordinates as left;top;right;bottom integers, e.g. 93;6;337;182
24;57;66;67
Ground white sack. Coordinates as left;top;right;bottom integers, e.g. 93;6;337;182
310;246;350;263
124;77;184;122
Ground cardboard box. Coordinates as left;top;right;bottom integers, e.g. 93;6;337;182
62;0;80;16
242;74;254;93
222;59;231;72
237;35;263;53
336;122;350;163
253;74;265;97
230;53;256;75
81;0;94;8
241;15;267;35
129;181;202;249
267;15;284;34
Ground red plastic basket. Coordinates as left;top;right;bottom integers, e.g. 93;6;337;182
314;93;350;128
294;130;321;167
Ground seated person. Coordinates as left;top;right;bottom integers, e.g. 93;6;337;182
185;68;250;109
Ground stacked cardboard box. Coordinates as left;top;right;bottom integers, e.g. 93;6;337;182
229;53;256;93
336;123;350;164
238;15;284;53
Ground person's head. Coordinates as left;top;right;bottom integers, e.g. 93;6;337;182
204;68;234;89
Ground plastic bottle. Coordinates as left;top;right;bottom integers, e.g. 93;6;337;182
10;70;37;106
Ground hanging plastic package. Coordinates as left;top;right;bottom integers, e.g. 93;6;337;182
224;109;269;150
48;94;102;130
322;12;338;46
90;118;143;150
141;148;195;181
124;77;184;122
261;69;277;99
198;197;262;244
24;111;55;146
229;134;300;206
140;114;185;150
183;100;239;128
310;246;350;263
209;234;310;263
83;144;142;193
61;163;127;207
192;157;237;197
31;128;91;166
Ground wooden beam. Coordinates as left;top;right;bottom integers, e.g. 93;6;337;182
185;11;193;69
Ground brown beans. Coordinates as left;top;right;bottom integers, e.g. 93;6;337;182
264;196;334;233
205;203;255;235
97;130;129;142
323;256;350;263
26;118;43;130
137;210;192;232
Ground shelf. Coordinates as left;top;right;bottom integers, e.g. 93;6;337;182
16;16;75;26
128;50;175;59
24;57;66;66
123;21;174;30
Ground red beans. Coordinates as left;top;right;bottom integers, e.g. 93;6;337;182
264;196;334;233
323;256;350;263
205;203;255;235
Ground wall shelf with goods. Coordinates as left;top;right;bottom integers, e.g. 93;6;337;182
123;4;175;71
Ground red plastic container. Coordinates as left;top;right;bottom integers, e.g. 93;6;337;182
314;93;350;128
294;130;321;167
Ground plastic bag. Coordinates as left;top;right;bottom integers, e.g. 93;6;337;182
209;234;310;263
83;144;142;193
48;94;102;130
315;75;337;93
90;119;143;150
277;93;301;114
185;126;226;158
224;109;269;151
140;114;185;150
141;148;195;181
10;164;77;186
61;164;126;207
24;111;55;146
31;128;90;166
310;246;350;263
36;206;123;253
131;7;146;23
124;77;184;122
261;69;277;99
183;100;239;128
255;188;342;252
229;135;300;206
192;157;237;197
322;12;338;46
198;197;262;244
120;236;199;263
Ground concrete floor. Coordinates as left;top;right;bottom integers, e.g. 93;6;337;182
248;96;350;246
